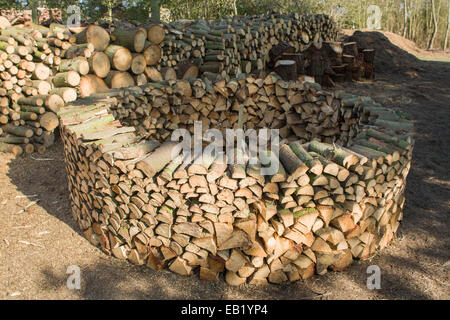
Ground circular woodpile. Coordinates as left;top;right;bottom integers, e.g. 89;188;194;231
57;74;414;285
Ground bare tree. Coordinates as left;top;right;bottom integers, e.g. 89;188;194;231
428;0;439;49
30;0;39;24
445;0;450;49
232;0;238;16
403;0;408;37
151;0;161;21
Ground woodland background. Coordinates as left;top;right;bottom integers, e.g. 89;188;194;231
2;0;449;50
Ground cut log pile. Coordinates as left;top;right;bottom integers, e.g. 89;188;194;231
329;40;376;84
108;73;363;148
162;13;337;81
0;8;62;26
0;23;77;154
269;38;376;86
57;74;414;285
64;13;338;98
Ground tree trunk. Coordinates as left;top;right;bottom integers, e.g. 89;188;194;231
108;0;113;22
403;0;408;37
75;25;110;52
428;0;439;49
79;75;108;98
105;45;132;71
151;0;161;22
445;0;450;49
31;1;39;24
232;0;238;16
112;28;147;53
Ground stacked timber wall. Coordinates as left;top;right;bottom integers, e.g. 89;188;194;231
57;74;414;285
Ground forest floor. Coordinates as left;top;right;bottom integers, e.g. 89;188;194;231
0;30;449;300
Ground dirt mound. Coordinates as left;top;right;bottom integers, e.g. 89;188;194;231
341;29;423;75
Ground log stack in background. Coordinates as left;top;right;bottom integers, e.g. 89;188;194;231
0;8;62;26
57;74;414;285
327;40;376;84
0;22;78;154
161;13;338;81
75;13;339;92
269;37;376;87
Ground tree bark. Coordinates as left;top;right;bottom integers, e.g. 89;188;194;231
151;0;162;22
232;0;238;16
445;0;450;49
403;0;408;38
428;0;440;49
31;0;39;24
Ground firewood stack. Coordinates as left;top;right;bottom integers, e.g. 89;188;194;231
0;19;164;154
326;41;376;84
161;13;337;81
269;38;376;87
107;73;364;149
0;8;62;25
73;21;169;97
0;23;77;154
57;74;414;285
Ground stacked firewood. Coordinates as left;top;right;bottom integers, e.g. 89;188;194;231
108;73;364;150
326;41;376;84
1;13;338;103
0;9;62;25
269;38;376;87
0;23;78;154
57;74;414;285
0;20;166;154
160;13;337;81
0;13;372;155
70;21;169;97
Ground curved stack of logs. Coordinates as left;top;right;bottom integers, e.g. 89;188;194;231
57;74;414;285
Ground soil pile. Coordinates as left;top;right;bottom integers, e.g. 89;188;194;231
341;30;423;75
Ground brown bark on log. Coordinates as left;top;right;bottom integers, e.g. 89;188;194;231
177;61;199;79
274;60;297;81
